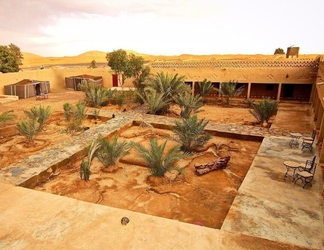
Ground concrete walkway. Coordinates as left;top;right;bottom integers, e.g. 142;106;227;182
0;103;323;249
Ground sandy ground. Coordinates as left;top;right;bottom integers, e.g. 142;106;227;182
0;90;261;229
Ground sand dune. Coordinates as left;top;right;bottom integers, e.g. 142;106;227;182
21;50;319;69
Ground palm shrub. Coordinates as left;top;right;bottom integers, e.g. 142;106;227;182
16;118;40;144
150;72;190;99
137;88;169;115
63;102;87;133
173;93;204;119
0;110;16;125
133;137;186;177
24;105;52;131
96;134;131;167
141;72;191;114
80;139;101;181
196;79;214;99
79;80;115;107
173;115;211;153
217;80;244;105
115;91;126;107
247;98;279;124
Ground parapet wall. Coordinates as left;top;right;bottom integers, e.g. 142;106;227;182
150;58;319;69
0;67;115;95
150;59;319;84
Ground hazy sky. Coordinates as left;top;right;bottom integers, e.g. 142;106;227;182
0;0;323;56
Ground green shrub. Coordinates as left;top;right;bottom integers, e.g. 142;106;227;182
133;137;185;177
217;80;244;105
63;102;87;133
196;79;214;99
80;139;101;181
24;105;52;131
247;98;279;123
174;93;203;119
137;88;168;115
173;115;211;153
0;110;16;125
16;118;40;144
96;134;130;167
79;80;116;107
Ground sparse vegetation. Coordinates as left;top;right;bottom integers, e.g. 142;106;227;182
173;93;203;119
16;118;40;145
63;102;87;133
139;72;191;115
217;80;244;106
0;110;17;125
133;137;186;177
137;88;168;115
173;115;211;153
24;105;52;132
79;80;116;107
80;139;101;181
247;98;279;124
114;91;126;107
196;79;214;99
96;134;131;167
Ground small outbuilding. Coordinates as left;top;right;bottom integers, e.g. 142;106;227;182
4;79;50;99
65;74;103;90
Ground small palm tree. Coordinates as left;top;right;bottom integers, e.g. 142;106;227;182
96;134;131;167
217;80;244;105
80;80;116;107
133;137;185;177
150;72;190;98
173;93;204;119
141;72;191;114
247;98;279;124
173;115;211;153
16;118;40;144
80;139;101;181
0;110;16;125
196;79;214;99
63;102;87;133
24;105;52;131
137;88;169;115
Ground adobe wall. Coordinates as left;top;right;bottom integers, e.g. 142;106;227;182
0;67;116;95
149;59;318;84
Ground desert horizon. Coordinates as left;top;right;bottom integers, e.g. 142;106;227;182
21;49;321;69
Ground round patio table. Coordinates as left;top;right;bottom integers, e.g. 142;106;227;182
283;161;300;181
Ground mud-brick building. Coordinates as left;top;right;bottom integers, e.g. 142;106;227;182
149;57;319;101
149;56;324;166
